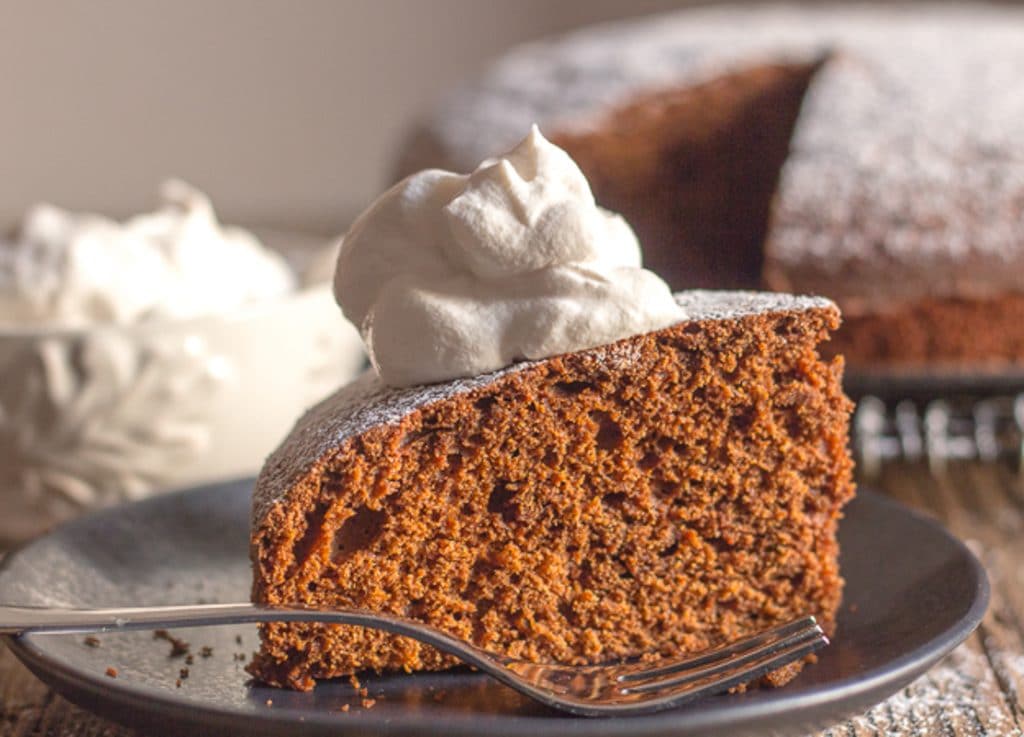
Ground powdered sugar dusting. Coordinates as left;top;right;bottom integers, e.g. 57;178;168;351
771;9;1024;305
415;5;828;170
982;631;1024;728
408;4;1024;305
834;646;1018;737
252;290;834;523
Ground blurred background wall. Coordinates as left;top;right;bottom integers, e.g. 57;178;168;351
0;0;715;236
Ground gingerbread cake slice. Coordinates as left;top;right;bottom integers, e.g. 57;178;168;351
249;290;854;691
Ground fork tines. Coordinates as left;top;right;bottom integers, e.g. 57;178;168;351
618;616;827;696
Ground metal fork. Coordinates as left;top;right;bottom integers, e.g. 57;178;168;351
0;604;827;716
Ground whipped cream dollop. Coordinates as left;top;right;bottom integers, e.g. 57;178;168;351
0;180;295;326
335;126;685;387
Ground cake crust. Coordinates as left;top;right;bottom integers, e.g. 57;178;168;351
249;291;854;691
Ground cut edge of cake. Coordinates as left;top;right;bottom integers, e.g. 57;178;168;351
249;289;854;691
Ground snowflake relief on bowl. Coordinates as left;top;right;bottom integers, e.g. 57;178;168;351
307;321;366;405
309;329;346;401
0;331;229;540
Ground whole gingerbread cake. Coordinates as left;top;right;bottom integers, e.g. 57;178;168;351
249;291;854;690
397;4;1024;369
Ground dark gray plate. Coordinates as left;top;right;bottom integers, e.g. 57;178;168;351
0;481;988;737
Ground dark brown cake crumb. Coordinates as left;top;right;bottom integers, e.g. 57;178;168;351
200;646;214;658
235;635;243;646
83;636;100;648
185;654;194;665
175;679;182;688
105;667;118;678
153;629;190;657
179;667;190;680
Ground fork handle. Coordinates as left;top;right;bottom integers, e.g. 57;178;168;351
0;602;290;635
0;602;506;671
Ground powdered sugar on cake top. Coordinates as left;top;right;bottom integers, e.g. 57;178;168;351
406;4;1024;304
252;290;834;523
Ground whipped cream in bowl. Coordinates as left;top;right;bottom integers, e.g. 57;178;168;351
336;126;685;387
0;180;297;328
0;182;364;542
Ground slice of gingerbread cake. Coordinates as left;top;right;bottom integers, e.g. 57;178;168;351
248;128;855;691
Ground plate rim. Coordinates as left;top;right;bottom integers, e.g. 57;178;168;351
0;484;991;737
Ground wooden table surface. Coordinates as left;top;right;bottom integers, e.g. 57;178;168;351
2;461;1023;736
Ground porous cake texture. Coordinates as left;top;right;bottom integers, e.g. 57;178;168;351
397;4;1024;368
249;292;855;690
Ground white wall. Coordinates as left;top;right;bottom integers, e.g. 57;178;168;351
0;0;702;235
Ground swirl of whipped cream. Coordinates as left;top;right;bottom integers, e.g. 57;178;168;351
0;180;295;327
335;126;685;387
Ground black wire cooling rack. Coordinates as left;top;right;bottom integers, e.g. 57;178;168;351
845;367;1024;477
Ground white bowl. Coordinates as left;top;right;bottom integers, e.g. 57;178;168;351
0;238;364;543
